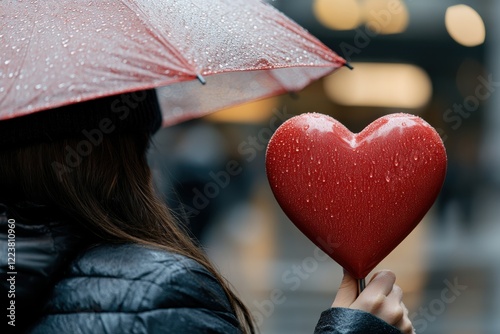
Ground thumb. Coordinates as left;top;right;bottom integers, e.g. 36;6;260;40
332;270;358;307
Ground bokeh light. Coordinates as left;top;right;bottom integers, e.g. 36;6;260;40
445;4;485;47
323;62;432;109
313;0;362;31
362;0;409;34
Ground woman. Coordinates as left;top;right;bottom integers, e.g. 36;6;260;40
0;90;414;333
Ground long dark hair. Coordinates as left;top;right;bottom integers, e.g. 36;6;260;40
0;131;255;333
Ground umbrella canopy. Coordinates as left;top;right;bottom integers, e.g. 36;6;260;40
0;0;345;126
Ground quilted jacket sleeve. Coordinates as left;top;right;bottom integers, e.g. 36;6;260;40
30;244;242;334
314;307;402;334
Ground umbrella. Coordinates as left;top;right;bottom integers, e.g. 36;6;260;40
0;0;346;126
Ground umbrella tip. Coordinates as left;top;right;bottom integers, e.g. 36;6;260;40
344;62;354;70
197;74;207;85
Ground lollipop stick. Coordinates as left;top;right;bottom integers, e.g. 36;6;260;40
357;278;366;296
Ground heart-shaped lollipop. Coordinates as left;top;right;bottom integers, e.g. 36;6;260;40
265;113;447;279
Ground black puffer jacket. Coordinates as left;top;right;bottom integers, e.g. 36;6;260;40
1;202;401;334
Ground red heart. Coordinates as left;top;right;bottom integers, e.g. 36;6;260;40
265;113;447;279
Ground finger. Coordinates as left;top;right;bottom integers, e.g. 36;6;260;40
351;271;396;314
394;314;414;334
332;269;358;307
375;285;404;324
398;302;416;334
386;284;403;304
364;270;396;297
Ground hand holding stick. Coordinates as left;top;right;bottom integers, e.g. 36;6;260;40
332;270;415;334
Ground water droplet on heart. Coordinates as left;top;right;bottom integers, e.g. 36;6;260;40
308;182;312;187
295;148;300;152
306;199;310;203
295;138;300;144
413;155;419;161
386;175;391;182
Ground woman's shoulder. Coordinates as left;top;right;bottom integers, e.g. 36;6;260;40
71;243;228;301
58;243;232;311
71;243;206;281
32;243;241;333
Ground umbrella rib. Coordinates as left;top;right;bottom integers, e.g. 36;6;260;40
120;0;201;80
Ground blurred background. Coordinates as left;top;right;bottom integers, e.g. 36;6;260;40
148;1;500;333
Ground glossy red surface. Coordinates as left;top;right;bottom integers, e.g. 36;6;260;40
266;113;447;279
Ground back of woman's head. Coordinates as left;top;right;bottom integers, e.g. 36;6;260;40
0;91;255;333
0;90;171;244
0;132;172;243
